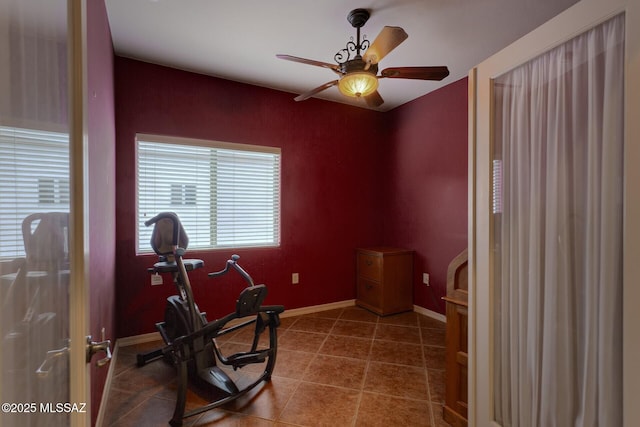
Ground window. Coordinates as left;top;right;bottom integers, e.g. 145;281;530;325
136;134;281;253
0;126;70;258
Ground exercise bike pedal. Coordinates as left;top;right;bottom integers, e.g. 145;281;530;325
226;349;270;369
198;366;240;395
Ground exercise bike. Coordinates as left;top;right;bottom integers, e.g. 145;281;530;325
136;212;284;426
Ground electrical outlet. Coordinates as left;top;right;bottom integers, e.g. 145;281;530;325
292;273;299;284
423;273;430;286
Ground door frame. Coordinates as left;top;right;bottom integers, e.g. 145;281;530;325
468;0;640;425
68;0;90;425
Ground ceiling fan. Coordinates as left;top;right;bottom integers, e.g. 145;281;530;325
276;8;449;107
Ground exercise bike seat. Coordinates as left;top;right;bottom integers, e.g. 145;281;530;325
149;259;204;274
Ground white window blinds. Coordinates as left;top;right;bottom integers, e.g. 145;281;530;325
0;126;70;258
136;135;281;253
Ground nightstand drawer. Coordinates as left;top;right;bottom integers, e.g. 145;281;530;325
356;247;413;316
357;278;381;308
357;252;382;281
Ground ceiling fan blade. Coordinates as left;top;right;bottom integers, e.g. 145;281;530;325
294;80;339;102
362;26;408;65
380;66;450;81
364;90;384;108
276;54;341;73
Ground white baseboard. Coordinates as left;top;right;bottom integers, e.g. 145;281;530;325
115;300;443;350
116;331;162;347
279;299;357;318
413;304;447;323
115;300;358;348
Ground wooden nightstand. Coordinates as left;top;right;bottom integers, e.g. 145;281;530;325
356;247;413;316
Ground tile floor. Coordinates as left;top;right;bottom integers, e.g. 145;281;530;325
102;306;451;426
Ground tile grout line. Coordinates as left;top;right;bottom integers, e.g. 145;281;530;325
349;311;378;427
273;310;347;426
419;317;438;427
272;315;308;425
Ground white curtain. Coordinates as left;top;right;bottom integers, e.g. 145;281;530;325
492;13;624;427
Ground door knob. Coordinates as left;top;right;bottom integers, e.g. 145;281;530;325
36;345;69;378
86;335;112;367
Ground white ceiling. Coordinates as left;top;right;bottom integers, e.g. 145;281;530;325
104;0;579;112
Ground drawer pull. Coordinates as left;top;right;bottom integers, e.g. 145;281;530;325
365;259;373;266
366;284;373;290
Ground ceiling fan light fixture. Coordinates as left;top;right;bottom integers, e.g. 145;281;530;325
277;8;449;106
338;71;378;98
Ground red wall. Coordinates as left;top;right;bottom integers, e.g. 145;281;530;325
114;58;468;338
385;78;469;313
114;58;388;337
87;0;116;423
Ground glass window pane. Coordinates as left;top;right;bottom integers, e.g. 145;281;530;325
136;136;280;252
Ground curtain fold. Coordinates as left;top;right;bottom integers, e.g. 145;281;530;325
493;13;624;427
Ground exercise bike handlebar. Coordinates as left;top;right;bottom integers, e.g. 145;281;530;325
144;212;180;246
208;254;255;287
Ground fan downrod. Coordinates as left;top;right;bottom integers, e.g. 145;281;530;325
347;9;370;28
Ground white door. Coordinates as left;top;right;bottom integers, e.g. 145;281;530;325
0;1;102;426
469;0;640;425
